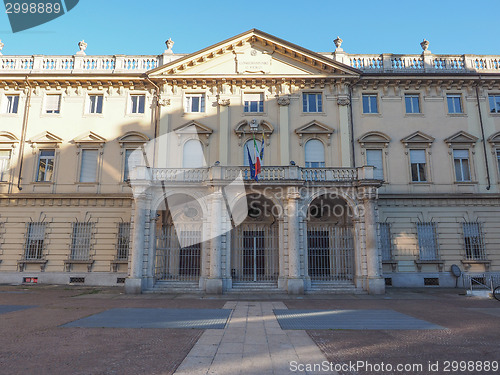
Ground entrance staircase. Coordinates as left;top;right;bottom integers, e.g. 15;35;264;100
307;281;366;294
145;281;202;294
228;282;282;294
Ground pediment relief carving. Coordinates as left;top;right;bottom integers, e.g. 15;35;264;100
444;131;478;146
235;119;273;146
401;131;435;147
358;131;391;147
174;121;213;146
295;120;334;146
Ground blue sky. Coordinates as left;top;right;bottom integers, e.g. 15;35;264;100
0;0;498;56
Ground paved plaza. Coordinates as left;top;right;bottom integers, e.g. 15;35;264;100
0;286;499;375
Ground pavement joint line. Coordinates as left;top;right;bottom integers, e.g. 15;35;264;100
173;301;336;375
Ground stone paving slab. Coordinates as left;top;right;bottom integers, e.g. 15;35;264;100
62;308;232;329
274;309;445;330
0;305;35;314
467;307;500;318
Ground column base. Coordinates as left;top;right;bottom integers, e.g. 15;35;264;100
124;277;143;294
205;278;223;294
368;277;385;295
287;278;304;295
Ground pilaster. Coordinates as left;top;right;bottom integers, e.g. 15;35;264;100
278;96;290;165
286;186;304;294
337;96;352;167
206;188;223;294
218;98;230;165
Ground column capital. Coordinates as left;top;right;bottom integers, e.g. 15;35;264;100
359;186;378;201
287;186;301;200
277;96;291;106
217;98;231;106
337;96;350;106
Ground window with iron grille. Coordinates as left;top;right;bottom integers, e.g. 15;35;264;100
417;222;439;260
116;222;130;260
378;223;392;261
24;222;46;260
70;222;94;260
463;222;486;260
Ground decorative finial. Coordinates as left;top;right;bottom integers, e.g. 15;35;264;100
76;40;87;55
334;36;343;50
165;38;174;54
420;39;429;52
0;40;4;55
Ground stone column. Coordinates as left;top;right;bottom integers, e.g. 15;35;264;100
206;188;223;294
286;187;304;294
218;98;230;165
278;96;291;166
125;191;150;294
362;187;385;294
337;96;353;167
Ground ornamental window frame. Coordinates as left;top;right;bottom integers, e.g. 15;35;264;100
488;94;500;114
242;92;265;114
84;93;105;115
487;131;500;183
401;131;434;184
1;92;21;115
361;93;379;114
184;92;206;114
446;93;464;115
127;93;147;115
444;131;479;184
28;131;63;184
358;131;391;182
0;131;19;184
302;92;323;113
404;93;421;114
117;131;150;183
73;131;106;184
42;93;63;115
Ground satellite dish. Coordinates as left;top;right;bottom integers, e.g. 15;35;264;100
451;264;461;278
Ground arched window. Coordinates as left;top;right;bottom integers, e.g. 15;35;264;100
183;139;205;168
305;139;325;167
243;139;263;166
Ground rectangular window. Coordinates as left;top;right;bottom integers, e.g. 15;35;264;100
87;95;103;114
243;93;264;113
185;94;205;113
70;222;93;260
123;149;133;182
2;95;19;113
447;94;463;114
405;94;420;113
497;150;500;175
37;150;55;182
303;93;322;113
0;150;11;182
488;94;500;113
417;222;439;260
45;94;61;114
378;223;392;261
129;95;145;114
24;222;46;260
463;222;486;260
79;149;98;183
453;149;471;182
117;222;131;260
410;149;427;182
362;94;378;114
366;149;384;180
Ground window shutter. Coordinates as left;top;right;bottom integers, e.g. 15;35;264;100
244;93;263;102
45;95;61;112
183;140;204;168
80;150;98;182
366;149;384;179
305;139;325;164
453;149;469;159
410;149;426;163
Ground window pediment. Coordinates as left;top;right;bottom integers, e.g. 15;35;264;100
235;119;273;145
401;131;434;148
174;121;213;145
73;131;106;146
118;131;150;147
444;131;478;146
358;131;391;147
0;131;19;147
488;131;500;147
28;131;63;149
295;120;333;145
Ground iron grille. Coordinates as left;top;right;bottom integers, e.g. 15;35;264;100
70;222;94;260
69;277;85;284
116;222;130;260
232;224;279;283
155;224;201;282
417;222;439;260
307;226;354;282
424;277;439;286
463;222;486;260
378;223;392;261
24;222;46;260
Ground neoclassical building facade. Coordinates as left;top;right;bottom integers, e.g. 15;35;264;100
0;30;499;294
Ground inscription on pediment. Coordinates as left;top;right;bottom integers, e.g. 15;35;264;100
235;49;272;74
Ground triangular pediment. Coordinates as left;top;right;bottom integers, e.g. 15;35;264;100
0;131;19;144
401;131;435;145
295;120;334;135
28;131;63;144
148;29;360;77
444;131;478;144
73;131;107;144
358;131;391;144
174;121;213;135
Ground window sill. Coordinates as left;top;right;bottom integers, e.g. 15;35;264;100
64;259;94;272
32;181;54;185
361;113;382;117
409;181;432;185
0;113;19;117
302;112;326;115
76;182;98;186
242;112;266;116
382;260;397;271
111;259;128;272
83;113;104;118
461;259;491;271
454;181;477;185
17;259;48;272
415;260;444;271
447;113;467;117
404;113;424;117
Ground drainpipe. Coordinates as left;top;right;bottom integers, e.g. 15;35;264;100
146;75;160;168
17;77;32;191
475;82;491;190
